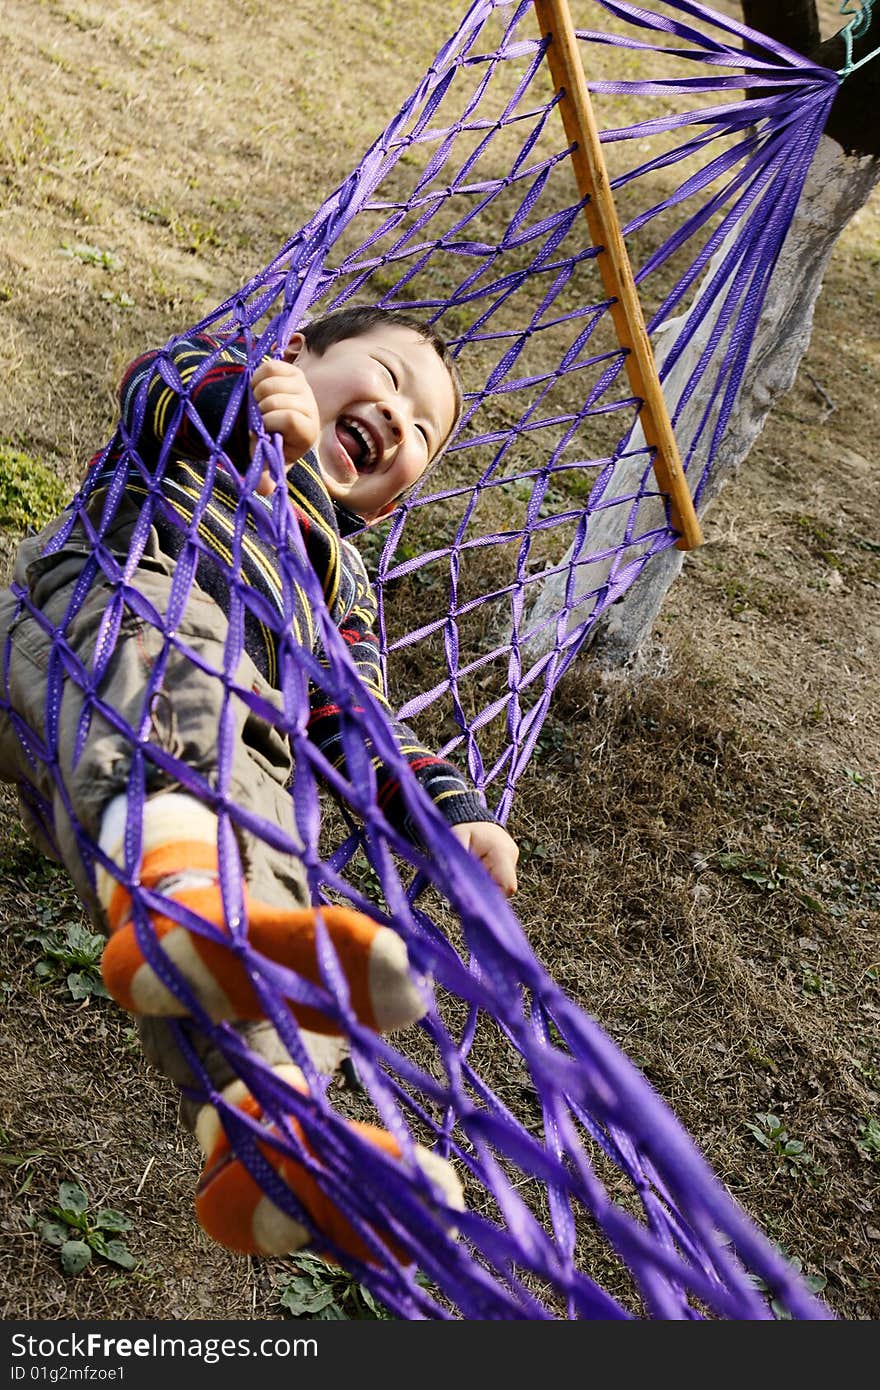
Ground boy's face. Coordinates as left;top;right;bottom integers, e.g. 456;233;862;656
286;324;458;523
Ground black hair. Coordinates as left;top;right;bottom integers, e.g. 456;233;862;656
300;304;463;459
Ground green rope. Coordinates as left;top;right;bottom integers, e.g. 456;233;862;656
837;0;880;77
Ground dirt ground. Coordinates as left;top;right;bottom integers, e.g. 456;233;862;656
0;0;877;1320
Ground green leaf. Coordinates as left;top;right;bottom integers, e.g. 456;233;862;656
66;972;100;1000
716;852;744;870
100;290;136;309
358;1286;390;1319
66;922;98;952
95;1208;131;1233
315;1303;347;1320
59;242;122;272
278;1283;339;1315
60;1240;92;1275
304;1288;343;1313
49;1205;85;1231
0;445;71;531
102;1240;136;1270
741;869;773;888
858;1116;880;1157
39;1221;68;1248
797;892;825;914
278;1280;312;1314
58;1182;88;1214
289;1252;333;1277
280;1256;332;1284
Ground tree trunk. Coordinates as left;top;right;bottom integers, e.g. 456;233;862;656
591;136;879;667
741;1;820;60
527;6;880;669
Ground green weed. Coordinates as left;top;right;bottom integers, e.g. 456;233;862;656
0;444;69;533
25;918;109;1002
746;1112;824;1182
535;717;578;770
343;849;386;908
799;960;834;997
748;1249;828;1320
35;1181;137;1275
843;768;874;794
804;698;825;725
100;289;135;309
856;1116;880;1162
60;9;104;34
60;242;122;271
715;850;825;913
0;1125;50;1197
177;218;223;254
852;1057;880;1090
793;514;836;548
276;1252;392;1320
138;205;172;226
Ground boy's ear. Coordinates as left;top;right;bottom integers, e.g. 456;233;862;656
282;332;306;364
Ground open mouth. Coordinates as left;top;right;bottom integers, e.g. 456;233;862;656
336;415;380;473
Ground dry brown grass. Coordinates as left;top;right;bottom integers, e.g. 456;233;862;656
0;0;878;1320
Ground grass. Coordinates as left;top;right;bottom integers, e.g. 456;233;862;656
0;0;878;1322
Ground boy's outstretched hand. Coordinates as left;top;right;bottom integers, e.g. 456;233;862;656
251;358;320;468
450;821;519;898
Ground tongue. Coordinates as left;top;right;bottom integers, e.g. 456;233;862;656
335;422;362;468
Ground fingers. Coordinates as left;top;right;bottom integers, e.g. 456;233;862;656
251;357;305;393
479;840;518;898
450;822;520;898
251;358;320;461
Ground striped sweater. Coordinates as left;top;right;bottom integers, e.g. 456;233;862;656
89;331;490;839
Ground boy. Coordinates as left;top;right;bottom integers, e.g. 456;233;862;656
0;306;519;1264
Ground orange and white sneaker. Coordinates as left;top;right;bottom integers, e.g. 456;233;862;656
193;1066;465;1262
97;795;427;1035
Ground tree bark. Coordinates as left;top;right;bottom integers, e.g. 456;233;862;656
816;22;880;157
590;137;879;667
744;1;880;156
741;1;820;59
527;4;880;669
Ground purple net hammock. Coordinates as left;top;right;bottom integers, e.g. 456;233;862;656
11;0;839;1318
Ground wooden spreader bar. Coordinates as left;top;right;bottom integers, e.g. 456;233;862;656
532;0;704;551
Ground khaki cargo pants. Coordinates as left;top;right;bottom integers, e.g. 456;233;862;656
0;503;336;1120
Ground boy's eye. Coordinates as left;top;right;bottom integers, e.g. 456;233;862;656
380;361;398;390
416;424;429;451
